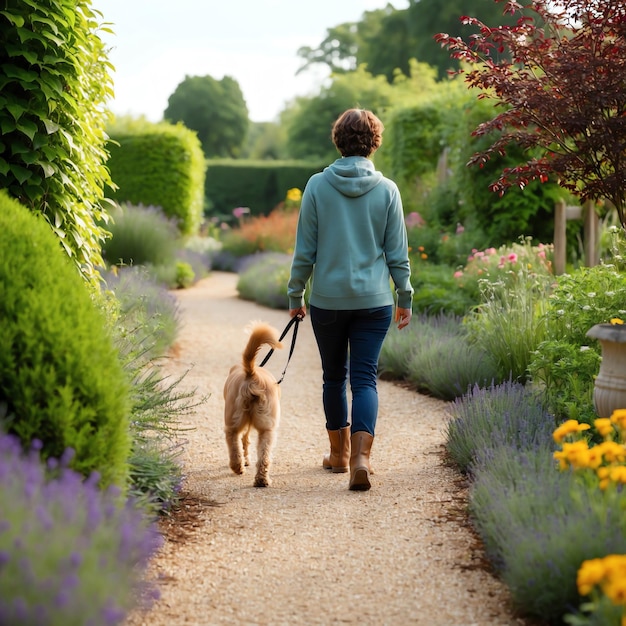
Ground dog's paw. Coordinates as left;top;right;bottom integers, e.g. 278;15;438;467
254;476;270;488
230;463;245;475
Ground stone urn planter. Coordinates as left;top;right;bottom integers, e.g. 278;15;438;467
586;323;626;418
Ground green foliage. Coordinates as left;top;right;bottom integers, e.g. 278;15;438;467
106;118;205;235
296;1;523;82
205;159;323;218
446;97;564;246
462;239;555;383
164;74;249;158
408;262;476;315
383;80;470;189
0;192;130;487
385;101;446;187
284;66;394;162
528;263;626;421
242;121;288;160
0;1;114;281
174;261;195;289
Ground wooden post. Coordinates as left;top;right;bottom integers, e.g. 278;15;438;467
554;199;567;275
583;199;600;267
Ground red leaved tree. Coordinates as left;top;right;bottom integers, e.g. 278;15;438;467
435;0;626;229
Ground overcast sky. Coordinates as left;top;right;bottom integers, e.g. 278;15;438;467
93;1;409;123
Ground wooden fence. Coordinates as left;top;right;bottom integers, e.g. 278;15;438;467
553;199;600;275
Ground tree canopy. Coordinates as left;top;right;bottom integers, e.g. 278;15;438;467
297;0;525;81
164;74;249;158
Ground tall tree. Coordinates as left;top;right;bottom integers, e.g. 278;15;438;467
284;66;393;162
297;1;524;82
164;75;249;158
407;0;525;78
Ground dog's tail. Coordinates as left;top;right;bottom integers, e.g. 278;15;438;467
242;323;283;376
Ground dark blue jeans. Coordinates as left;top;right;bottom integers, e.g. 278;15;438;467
310;304;393;436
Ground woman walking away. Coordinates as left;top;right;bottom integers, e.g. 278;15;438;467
287;108;413;491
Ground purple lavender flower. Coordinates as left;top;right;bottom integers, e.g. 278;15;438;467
0;434;162;625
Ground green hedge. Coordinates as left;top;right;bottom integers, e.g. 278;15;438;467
0;191;131;487
0;1;114;281
107;120;206;235
205;159;324;218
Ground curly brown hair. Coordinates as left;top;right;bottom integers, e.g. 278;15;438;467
331;109;384;157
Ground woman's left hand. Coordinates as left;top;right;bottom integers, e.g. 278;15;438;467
290;307;306;320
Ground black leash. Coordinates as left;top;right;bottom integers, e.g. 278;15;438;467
259;314;303;384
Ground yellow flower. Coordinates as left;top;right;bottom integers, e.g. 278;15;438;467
595;418;614;439
604;578;626;606
609;466;626;484
286;188;302;202
610;318;624;325
585;445;604;469
577;558;607;596
611;409;626;431
555;440;590;469
553;419;591;443
601;441;626;463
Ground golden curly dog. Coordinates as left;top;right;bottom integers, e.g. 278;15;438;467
223;322;283;487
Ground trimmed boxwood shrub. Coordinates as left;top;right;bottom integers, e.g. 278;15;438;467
204;159;324;218
107;119;206;236
0;192;131;487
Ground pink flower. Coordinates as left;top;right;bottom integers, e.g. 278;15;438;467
508;253;518;263
454;270;463;278
405;212;425;228
232;206;250;219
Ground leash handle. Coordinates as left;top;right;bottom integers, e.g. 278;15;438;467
259;314;303;382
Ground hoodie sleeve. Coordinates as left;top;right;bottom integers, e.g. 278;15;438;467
384;186;414;309
287;184;317;309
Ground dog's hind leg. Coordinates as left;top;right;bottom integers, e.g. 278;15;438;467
254;429;276;488
225;428;245;475
242;424;251;467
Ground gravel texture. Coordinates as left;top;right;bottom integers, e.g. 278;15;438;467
124;271;528;626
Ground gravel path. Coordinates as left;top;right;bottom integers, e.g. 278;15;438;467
124;271;526;626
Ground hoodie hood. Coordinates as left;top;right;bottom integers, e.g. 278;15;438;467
323;156;383;198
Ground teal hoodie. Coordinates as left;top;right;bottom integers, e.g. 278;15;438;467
288;156;413;311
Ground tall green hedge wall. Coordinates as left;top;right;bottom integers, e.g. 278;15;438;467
0;1;114;282
106;121;205;235
205;160;325;219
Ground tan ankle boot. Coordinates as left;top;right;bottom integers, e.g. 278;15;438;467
322;426;350;473
349;431;374;491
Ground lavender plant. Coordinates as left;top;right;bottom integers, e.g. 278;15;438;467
470;445;626;622
445;381;554;474
237;253;295;310
0;434;162;625
380;313;500;400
